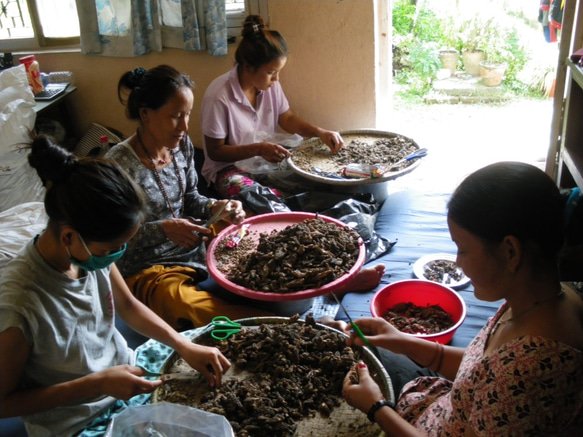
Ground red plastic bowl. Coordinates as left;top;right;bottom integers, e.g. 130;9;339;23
207;212;365;302
370;279;467;344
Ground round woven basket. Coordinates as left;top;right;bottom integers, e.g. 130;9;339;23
153;317;394;437
286;129;423;203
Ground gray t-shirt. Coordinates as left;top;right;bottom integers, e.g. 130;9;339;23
106;137;215;279
0;237;133;436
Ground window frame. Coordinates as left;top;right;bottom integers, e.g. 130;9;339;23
0;0;264;52
0;0;79;52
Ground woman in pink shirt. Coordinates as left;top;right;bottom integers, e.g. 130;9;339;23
201;14;343;204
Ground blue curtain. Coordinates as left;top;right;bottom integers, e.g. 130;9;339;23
76;0;227;57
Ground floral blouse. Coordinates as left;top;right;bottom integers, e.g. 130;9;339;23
397;304;583;436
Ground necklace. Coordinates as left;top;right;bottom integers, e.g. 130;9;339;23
136;129;169;165
491;288;565;336
136;129;185;218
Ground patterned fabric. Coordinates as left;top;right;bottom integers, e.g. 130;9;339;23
77;0;227;57
214;165;283;198
397;304;583;436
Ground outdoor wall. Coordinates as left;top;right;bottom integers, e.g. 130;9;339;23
31;0;378;148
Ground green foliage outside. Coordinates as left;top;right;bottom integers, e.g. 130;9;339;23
392;0;546;100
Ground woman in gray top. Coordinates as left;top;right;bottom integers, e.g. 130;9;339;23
108;65;274;331
0;136;230;436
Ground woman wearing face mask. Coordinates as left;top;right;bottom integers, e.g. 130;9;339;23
0;136;231;436
201;14;344;208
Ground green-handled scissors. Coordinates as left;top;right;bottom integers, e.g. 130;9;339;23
210;316;242;340
330;292;381;359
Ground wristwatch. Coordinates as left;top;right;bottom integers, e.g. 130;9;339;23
367;399;395;423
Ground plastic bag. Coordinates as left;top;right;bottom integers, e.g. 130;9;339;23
234;132;303;175
104;403;234;437
0;64;36;156
234;155;281;175
235;184;291;214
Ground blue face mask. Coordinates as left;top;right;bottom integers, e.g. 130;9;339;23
67;234;126;271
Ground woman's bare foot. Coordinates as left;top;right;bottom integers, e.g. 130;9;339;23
334;263;385;298
317;315;349;332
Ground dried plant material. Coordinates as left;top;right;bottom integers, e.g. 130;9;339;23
156;315;387;437
383;302;454;335
292;135;419;178
217;218;360;293
423;259;464;284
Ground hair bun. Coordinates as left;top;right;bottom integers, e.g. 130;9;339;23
28;135;78;187
242;15;266;38
128;67;146;87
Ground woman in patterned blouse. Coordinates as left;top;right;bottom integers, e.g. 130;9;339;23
337;162;583;435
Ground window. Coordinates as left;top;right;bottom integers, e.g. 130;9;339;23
0;0;264;52
0;0;79;51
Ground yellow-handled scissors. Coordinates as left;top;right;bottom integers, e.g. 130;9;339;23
210;316;242;340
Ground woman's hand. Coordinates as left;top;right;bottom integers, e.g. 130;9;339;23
347;317;406;352
320;316;409;354
100;365;163;400
162;217;212;248
319;130;344;154
176;342;231;388
258;142;292;163
342;361;385;413
212;199;245;225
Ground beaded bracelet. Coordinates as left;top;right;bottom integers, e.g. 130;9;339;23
367;399;395;423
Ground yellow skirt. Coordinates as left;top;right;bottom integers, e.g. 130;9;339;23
125;265;273;330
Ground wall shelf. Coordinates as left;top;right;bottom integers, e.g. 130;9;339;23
558;60;583;190
557;56;583;282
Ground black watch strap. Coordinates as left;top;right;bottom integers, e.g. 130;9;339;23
367;399;395;423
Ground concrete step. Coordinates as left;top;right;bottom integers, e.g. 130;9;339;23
424;74;512;104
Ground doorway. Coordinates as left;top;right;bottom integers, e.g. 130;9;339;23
384;0;563;193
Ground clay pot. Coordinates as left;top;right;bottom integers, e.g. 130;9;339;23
462;50;485;76
439;50;459;76
479;61;507;87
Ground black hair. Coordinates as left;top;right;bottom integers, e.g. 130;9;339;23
117;64;194;121
447;161;565;259
27;135;147;242
235;15;288;70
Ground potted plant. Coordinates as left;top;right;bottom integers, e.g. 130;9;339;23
458;17;491;76
438;48;459;76
479;61;507;87
457;15;512;86
479;27;512;87
438;17;462;76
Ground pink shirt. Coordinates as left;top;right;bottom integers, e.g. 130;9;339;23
200;64;290;184
397;304;583;436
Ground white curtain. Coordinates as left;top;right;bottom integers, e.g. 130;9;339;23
75;0;227;57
